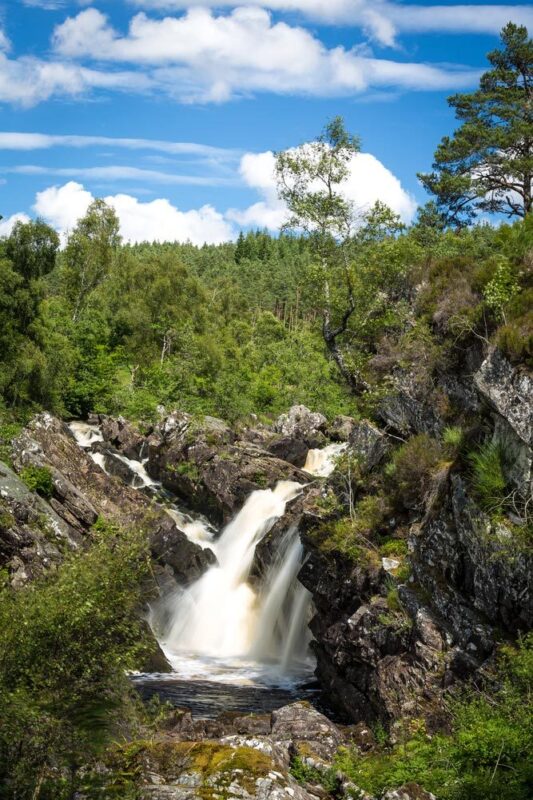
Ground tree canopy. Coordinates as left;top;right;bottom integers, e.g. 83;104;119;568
419;22;532;225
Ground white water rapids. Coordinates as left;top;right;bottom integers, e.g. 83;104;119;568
70;420;345;698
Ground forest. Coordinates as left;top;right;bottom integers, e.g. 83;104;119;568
0;20;531;800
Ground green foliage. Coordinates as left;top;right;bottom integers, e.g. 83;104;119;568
468;441;507;513
388;435;444;510
379;538;408;558
290;756;339;793
334;635;533;800
483;260;521;320
419;23;533;224
0;524;152;799
442;426;465;458
19;465;54;499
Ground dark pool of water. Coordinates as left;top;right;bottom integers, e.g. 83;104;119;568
132;675;321;719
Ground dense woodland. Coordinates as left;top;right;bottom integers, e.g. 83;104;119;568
0;22;531;800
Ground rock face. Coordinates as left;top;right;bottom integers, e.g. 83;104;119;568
8;414;214;587
348;421;390;473
0;461;82;587
412;474;532;637
147;412;308;522
474;348;532;496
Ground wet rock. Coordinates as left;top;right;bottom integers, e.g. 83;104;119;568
267;437;310;468
274;406;327;440
92;414;145;459
11;414;214;586
150;514;217;585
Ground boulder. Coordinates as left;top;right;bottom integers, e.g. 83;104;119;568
274;406;327;440
326;416;358;442
267;437;310;467
271;702;342;762
91;414;145;460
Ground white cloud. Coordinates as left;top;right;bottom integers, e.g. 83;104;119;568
8;164;236;187
32;181;235;245
0;46;150;108
228;148;417;229
0;212;31;236
52;8;479;103
128;2;533;46
0;132;238;161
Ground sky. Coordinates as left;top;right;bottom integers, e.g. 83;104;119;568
0;0;531;244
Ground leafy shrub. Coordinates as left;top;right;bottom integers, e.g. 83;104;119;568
483;260;520;321
0;523;152;799
20;465;54;499
468;441;507;513
388;434;443;510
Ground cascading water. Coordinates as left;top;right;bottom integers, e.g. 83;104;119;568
69;418;345;714
303;442;348;477
153;481;309;677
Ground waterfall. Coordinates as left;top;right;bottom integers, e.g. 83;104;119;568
250;525;312;670
69;421;103;449
158;481;303;661
303;442;348;477
69;417;346;689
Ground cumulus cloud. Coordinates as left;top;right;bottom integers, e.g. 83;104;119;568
228;149;417;229
52;8;479;103
0;213;31;236
129;1;533;46
32;181;235;245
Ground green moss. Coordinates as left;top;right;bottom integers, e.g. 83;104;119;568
109;741;276;800
379;538;408;558
169;461;201;482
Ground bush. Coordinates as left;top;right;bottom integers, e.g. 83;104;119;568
388;434;443;510
468;441;507;513
0;523;152;799
19;465;54;499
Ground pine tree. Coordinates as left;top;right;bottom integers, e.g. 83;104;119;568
419;23;532;225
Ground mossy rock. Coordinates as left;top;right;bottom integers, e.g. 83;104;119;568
109;741;278;799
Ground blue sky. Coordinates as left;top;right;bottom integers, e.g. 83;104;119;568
0;1;532;243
